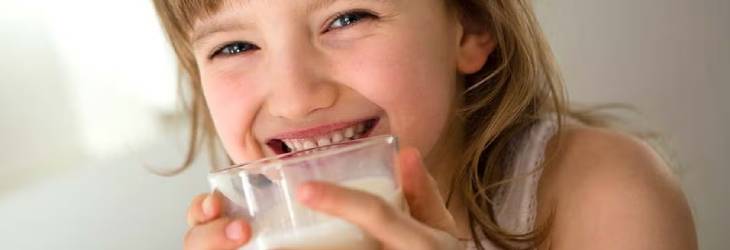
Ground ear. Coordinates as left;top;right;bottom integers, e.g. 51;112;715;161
456;28;496;75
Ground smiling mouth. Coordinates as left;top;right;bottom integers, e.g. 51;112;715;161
266;118;379;155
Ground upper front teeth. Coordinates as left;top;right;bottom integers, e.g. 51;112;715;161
332;132;344;143
302;140;316;149
281;122;368;152
317;138;331;146
344;127;355;138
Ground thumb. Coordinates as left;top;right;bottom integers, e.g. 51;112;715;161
397;147;457;233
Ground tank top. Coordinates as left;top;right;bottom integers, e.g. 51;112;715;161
465;116;559;249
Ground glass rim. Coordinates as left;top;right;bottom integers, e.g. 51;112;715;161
208;134;397;177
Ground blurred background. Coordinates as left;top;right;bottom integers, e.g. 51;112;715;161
0;0;727;249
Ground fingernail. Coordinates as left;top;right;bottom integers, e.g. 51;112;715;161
202;195;214;218
225;220;244;241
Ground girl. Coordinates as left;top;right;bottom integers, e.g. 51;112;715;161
152;0;697;249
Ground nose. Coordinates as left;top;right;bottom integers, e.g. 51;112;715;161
264;38;337;120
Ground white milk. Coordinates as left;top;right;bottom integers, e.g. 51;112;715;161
243;177;404;250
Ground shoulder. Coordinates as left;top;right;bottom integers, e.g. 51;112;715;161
534;125;697;249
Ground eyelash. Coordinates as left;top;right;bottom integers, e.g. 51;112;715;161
208;10;378;60
324;10;378;32
209;42;259;59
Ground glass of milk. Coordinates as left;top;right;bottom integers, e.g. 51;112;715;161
208;135;404;250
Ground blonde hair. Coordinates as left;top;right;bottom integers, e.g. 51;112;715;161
153;0;573;248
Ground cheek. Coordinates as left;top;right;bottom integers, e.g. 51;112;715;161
201;69;265;162
342;35;457;157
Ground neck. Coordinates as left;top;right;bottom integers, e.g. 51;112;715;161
423;115;473;239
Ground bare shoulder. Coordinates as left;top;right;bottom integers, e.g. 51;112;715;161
535;125;697;250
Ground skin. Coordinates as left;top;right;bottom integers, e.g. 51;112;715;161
182;0;698;249
535;127;698;249
191;0;480;164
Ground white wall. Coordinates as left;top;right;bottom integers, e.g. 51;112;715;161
0;1;83;190
0;0;179;191
0;1;197;248
535;0;730;249
41;0;179;159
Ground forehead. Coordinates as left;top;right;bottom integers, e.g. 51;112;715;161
175;0;399;28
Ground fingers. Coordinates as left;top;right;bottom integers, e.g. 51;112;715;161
187;192;223;227
185;192;250;250
294;147;460;249
397;147;457;233
298;181;433;250
184;218;251;250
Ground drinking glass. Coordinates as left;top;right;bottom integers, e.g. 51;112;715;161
208;135;403;250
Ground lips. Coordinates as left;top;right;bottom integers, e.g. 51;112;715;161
266;118;379;154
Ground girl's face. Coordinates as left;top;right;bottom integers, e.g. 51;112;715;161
191;0;490;165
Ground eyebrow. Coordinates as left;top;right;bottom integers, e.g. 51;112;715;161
191;0;340;44
191;0;387;44
192;17;251;44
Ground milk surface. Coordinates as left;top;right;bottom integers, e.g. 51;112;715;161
243;176;404;250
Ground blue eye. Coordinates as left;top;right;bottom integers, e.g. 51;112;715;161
326;11;377;31
210;42;258;59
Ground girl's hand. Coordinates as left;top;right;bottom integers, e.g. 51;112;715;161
184;192;251;250
297;147;465;250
